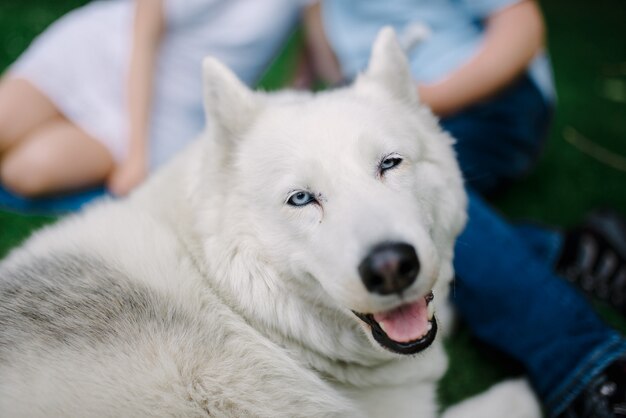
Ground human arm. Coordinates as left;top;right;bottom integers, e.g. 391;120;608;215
303;0;545;116
301;2;344;87
417;0;545;116
107;0;164;196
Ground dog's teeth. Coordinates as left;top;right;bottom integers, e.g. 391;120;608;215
427;322;433;331
379;322;387;333
427;300;435;320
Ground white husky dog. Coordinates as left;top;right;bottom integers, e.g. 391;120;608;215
0;29;541;417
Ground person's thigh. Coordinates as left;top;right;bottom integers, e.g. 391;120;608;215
0;119;114;197
440;76;552;195
453;188;626;409
0;77;61;153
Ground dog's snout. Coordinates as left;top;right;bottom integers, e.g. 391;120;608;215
358;242;420;295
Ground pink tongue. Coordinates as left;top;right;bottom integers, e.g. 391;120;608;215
373;299;429;343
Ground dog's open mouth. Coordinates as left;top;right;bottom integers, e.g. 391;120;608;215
354;292;437;355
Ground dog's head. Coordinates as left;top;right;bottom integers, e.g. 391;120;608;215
192;28;467;358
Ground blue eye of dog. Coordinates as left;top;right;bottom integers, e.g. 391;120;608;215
380;156;402;172
287;191;316;207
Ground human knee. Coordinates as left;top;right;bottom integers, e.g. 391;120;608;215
0;149;51;197
0;113;13;151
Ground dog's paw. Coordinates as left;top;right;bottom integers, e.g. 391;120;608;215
442;378;541;418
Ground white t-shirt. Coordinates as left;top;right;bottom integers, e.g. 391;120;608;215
13;0;308;167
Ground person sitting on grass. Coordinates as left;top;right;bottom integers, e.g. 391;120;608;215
0;0;307;198
302;1;626;417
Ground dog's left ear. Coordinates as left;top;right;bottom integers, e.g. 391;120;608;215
358;27;418;104
202;57;261;141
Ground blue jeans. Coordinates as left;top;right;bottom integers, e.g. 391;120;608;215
440;76;626;416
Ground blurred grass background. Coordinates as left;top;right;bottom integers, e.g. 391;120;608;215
1;0;625;409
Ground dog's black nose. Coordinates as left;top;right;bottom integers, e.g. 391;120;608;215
358;242;420;295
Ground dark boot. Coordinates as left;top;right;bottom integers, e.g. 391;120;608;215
557;209;626;313
558;358;626;418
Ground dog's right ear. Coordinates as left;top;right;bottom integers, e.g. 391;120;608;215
357;27;418;105
202;57;261;141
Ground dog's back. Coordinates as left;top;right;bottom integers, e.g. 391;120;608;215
0;201;355;418
0;250;212;417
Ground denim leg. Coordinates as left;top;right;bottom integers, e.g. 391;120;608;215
453;189;626;416
514;223;564;266
441;74;626;415
440;75;552;196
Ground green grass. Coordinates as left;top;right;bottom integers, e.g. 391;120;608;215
495;0;626;225
1;0;626;410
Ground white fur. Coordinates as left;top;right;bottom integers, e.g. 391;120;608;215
0;28;541;417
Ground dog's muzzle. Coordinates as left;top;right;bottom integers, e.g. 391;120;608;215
355;243;436;354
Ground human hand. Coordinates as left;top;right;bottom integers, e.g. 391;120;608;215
106;153;148;196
